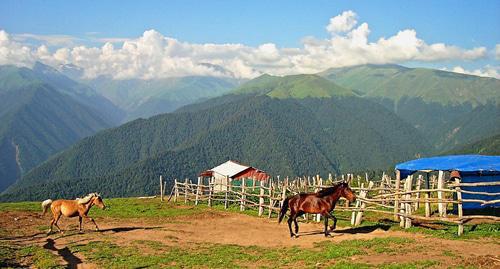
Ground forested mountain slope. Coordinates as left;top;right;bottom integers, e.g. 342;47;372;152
0;64;123;192
321;64;500;151
2;91;429;201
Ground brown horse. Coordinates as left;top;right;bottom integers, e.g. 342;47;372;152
42;193;106;234
279;182;356;237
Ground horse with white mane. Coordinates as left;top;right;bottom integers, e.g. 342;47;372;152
42;193;106;234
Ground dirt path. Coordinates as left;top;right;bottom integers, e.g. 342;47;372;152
1;209;499;268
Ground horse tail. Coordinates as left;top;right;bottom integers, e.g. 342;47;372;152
278;197;290;223
41;199;53;215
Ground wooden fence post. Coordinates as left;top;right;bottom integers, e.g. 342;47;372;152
208;177;213;207
195;176;201;205
424;173;431;217
394;170;401;221
404;175;414;228
281;177;288;212
184;178;188;204
160;175;164;202
258;180;265;216
315;175;321;222
224;176;229;209
455;178;464;236
174;179;178;203
414;175;422;210
355;181;374;226
351;183;364;226
240;178;246;211
400;179;406;227
437;170;446;217
268;178;274;218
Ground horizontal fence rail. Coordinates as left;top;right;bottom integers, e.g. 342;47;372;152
164;173;499;236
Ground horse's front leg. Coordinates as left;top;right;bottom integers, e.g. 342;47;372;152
287;216;295;238
324;215;330;237
327;212;337;231
83;214;99;231
78;216;83;232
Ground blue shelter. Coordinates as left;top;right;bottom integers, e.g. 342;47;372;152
396;155;500;211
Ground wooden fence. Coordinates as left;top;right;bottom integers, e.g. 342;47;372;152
166;173;499;236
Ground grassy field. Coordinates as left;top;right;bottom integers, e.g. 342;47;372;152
0;198;499;268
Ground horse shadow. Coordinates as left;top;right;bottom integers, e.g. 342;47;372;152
296;223;393;237
332;224;391;234
43;238;82;269
0;232;47;242
99;226;163;233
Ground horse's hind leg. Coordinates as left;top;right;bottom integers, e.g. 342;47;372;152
328;213;337;231
287;216;295;238
48;217;55;234
294;211;304;234
53;213;63;234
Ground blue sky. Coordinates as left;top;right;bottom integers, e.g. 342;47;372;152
0;1;498;79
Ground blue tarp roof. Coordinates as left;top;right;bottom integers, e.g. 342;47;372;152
396;155;500;177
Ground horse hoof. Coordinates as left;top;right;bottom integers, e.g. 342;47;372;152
324;233;331;237
294;234;299;238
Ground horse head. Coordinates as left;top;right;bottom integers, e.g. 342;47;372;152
92;193;106;210
339;182;356;203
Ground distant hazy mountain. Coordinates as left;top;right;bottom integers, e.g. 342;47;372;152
321;64;500;152
0;65;120;192
85;75;240;121
32;62;125;123
1;75;429;201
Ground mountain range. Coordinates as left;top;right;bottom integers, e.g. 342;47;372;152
320;64;500;151
0;63;498;200
0;64;122;191
85;75;239;121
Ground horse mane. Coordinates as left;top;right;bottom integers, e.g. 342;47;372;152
316;183;344;197
76;193;99;204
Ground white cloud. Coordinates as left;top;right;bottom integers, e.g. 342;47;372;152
12;33;80;46
0;11;494;79
445;65;500;79
496;44;500;60
326;10;358;34
95;37;133;44
0;30;35;67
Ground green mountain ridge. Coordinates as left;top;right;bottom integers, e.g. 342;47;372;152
320;64;500;106
235;74;355;98
0;65;120;192
320;64;500;152
0;83;113;192
1;94;428;201
446;133;500;155
2;64;498;201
